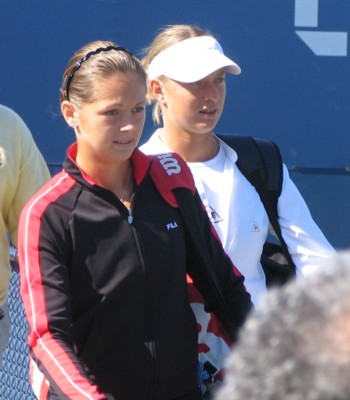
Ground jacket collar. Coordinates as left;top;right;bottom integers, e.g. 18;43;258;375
64;142;152;189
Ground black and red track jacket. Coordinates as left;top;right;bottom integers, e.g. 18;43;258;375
18;143;252;400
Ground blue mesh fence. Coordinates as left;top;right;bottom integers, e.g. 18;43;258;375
0;266;36;399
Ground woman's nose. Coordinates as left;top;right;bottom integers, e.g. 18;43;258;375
120;123;134;132
203;82;220;101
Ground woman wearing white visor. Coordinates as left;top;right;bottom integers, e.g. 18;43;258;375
140;24;335;397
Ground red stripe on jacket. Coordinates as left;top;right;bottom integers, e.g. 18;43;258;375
18;171;105;399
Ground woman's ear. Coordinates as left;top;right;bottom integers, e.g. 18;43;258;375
150;79;166;104
61;101;78;129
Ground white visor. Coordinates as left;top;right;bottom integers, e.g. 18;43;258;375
148;36;241;83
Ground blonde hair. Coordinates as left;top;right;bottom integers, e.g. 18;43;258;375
60;40;146;108
142;25;213;125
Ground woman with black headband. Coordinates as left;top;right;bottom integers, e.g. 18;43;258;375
17;40;252;400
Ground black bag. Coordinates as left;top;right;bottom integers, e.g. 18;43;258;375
217;134;296;287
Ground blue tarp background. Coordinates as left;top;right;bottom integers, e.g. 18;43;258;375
1;0;349;246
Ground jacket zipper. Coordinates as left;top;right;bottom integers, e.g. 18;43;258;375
126;207;133;224
126;193;135;224
128;187;158;398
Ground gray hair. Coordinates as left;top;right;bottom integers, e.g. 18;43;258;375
215;251;350;400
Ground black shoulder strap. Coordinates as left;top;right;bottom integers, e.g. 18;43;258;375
217;134;295;272
217;134;282;197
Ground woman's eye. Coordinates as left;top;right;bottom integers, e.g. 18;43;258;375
191;80;202;87
106;110;118;116
216;76;226;83
134;106;145;113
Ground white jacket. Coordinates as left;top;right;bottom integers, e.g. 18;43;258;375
141;129;335;304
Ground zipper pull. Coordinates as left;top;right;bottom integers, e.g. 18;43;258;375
127;207;133;224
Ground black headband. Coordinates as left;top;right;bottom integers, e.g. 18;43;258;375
63;45;134;100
